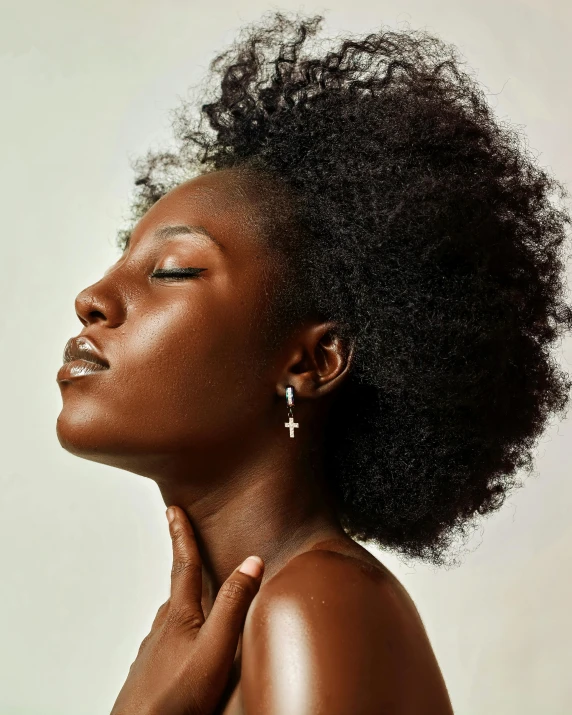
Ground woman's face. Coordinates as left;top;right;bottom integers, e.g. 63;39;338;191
56;169;286;475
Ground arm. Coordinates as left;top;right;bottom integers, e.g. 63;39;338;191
240;550;453;715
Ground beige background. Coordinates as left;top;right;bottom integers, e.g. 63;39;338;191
1;1;571;713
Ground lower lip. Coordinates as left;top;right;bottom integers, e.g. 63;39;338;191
57;359;109;382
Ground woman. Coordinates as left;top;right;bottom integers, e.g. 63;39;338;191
55;12;572;715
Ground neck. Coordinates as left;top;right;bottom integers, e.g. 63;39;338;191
153;418;346;609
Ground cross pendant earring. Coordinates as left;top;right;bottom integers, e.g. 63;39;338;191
284;385;299;438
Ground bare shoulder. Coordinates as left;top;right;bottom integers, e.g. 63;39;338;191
241;547;454;715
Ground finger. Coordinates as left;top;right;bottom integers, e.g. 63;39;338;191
198;556;264;668
150;600;170;630
167;506;203;608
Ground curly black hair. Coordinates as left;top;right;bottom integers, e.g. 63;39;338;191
116;12;572;566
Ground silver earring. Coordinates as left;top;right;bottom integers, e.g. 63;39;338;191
284;385;299;438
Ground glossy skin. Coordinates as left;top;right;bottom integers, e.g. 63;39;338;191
56;168;454;714
110;505;265;715
238;547;453;715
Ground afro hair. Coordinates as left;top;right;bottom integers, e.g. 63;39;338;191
117;13;572;566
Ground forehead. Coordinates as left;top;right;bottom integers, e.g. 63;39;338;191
132;169;272;255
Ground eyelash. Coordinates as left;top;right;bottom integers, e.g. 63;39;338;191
151;267;207;280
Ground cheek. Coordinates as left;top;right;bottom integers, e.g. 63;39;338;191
57;299;264;454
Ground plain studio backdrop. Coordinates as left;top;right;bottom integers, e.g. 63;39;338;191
1;1;571;713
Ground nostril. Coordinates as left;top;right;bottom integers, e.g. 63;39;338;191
77;310;106;326
74;282;124;328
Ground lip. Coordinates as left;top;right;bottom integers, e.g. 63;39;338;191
57;335;110;383
57;359;109;382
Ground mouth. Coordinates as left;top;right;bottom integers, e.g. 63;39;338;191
57;335;110;383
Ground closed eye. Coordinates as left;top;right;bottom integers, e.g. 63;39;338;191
151;267;208;280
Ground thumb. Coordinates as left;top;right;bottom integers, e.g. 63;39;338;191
198;555;264;668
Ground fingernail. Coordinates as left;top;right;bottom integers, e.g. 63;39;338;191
238;555;264;578
166;507;176;524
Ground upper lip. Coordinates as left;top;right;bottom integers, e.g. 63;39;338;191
63;336;110;368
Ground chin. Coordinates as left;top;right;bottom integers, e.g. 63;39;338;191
55;407;172;479
57;407;134;463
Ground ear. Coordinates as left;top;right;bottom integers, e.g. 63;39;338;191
277;321;355;400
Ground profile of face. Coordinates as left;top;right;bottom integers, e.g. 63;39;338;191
56;169;295;479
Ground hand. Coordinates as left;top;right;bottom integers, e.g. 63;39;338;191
110;506;264;715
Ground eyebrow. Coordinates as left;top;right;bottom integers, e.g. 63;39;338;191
154;224;225;251
123;224;225;252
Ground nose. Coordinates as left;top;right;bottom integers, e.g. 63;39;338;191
74;274;126;328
